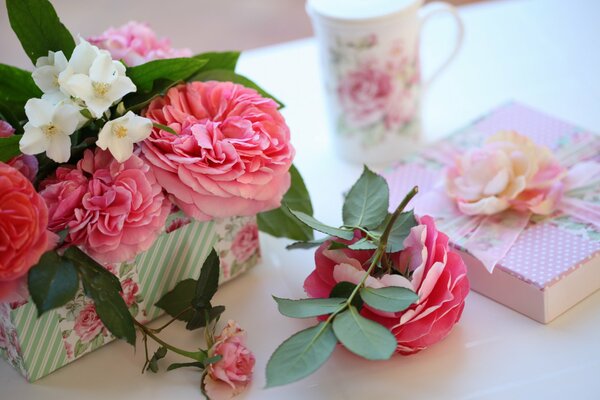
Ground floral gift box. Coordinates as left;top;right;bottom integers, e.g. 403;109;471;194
0;214;259;381
384;102;600;323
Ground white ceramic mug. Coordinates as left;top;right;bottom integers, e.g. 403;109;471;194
307;0;464;165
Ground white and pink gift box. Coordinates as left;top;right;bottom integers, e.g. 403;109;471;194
385;102;600;323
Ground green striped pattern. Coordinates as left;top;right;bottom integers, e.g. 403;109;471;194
12;303;67;381
137;219;217;319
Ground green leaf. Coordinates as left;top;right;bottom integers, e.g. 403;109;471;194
348;238;378;250
152;122;178;135
286;237;327;250
342;166;389;229
66;247;136;346
0;135;23;162
6;0;76;63
27;251;79;315
155;279;196;322
185;305;225;330
147;346;168;373
266;323;337;388
360;287;419;313
374;210;418;252
203;354;223;366
0;64;42;121
192;51;240;72
192;249;220;309
329;281;363;310
191;69;284;108
288;209;354;240
273;296;345;319
332;306;396;360
258;165;314;241
126;57;208;92
328;241;348;250
167;361;205;371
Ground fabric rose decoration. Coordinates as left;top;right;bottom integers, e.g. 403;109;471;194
338;65;393;127
203;320;255;400
0;162;57;302
40;148;171;264
304;215;469;355
140;81;294;221
445;130;566;215
88;21;192;67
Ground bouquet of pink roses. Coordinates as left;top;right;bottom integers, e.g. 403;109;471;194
1;0;312;397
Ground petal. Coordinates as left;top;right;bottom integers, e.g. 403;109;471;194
46;134;72;163
54;50;68;70
69;39;98;73
32;65;59;93
60;73;94;100
109;138;133;163
24;98;55;126
20;124;49;155
96;121;113;150
106;76;136;103
53;103;81;135
126;114;153;142
90;52;116;83
483;168;509;196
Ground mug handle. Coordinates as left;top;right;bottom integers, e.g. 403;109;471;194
419;1;464;91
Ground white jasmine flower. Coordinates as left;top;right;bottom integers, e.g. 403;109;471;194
31;50;68;98
97;111;152;162
59;39;136;118
20;98;80;163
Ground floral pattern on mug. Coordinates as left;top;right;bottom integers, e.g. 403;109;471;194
0;303;27;376
214;216;261;282
331;35;420;146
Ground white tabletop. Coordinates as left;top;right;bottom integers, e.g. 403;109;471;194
3;0;600;398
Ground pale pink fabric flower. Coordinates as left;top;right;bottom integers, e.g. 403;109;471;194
88;21;192;67
73;303;105;343
50;148;171;264
204;321;255;400
0;163;57;302
0;120;38;181
446;130;567;215
231;223;259;263
141;81;294;221
304;216;469;355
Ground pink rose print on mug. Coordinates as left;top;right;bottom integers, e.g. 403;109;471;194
73;303;106;344
231;223;260;263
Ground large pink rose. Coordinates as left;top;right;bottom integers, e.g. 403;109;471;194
0;163;57;302
231;223;259;263
73;303;105;343
88;21;192;67
140;81;294;221
304;215;469;355
204;321;255;400
0;120;38;181
40;167;88;232
338;65;393;127
60;148;171;264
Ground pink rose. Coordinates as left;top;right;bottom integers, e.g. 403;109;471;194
384;86;418;130
141;81;294;221
88;21;192;67
0;163;57;302
40;167;88;232
446;131;567;215
338;65;393;127
120;278;140;307
73;303;105;343
231;223;259;263
204;321;255;400
304;215;469;355
63;148;171;264
0;120;38;181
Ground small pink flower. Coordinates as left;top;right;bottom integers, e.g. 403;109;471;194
141;81;294;221
0;163;57;302
304;216;469;355
60;148;171;264
73;303;106;343
88;21;192;67
64;341;74;359
338;65;393;127
204;321;255;400
231;223;259;263
0;120;15;137
120;278;140;307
